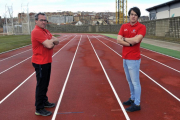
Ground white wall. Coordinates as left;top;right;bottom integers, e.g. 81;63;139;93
156;6;169;19
148;2;180;20
170;3;180;17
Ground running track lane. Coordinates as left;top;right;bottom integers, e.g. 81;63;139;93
94;35;180;99
0;35;76;119
52;35;127;120
98;35;180;71
91;35;180;120
0;35;74;101
0;33;179;120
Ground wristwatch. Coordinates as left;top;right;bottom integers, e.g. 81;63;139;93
123;37;132;46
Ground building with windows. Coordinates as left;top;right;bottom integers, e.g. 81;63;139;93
146;0;180;20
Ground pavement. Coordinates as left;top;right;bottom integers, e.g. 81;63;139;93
142;38;180;52
107;34;180;52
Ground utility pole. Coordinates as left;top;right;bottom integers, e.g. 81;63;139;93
5;4;14;35
21;3;30;34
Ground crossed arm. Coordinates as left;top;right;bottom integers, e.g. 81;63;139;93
117;34;144;46
42;36;60;49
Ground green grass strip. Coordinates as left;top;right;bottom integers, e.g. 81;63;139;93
140;43;180;59
0;35;31;53
0;34;180;59
101;34;180;59
0;34;61;54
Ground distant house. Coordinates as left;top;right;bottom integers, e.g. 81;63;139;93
146;0;180;20
92;19;107;25
75;21;83;26
47;15;73;25
73;15;80;22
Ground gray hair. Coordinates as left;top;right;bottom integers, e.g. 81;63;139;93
35;12;46;20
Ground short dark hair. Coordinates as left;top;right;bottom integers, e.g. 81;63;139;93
35;12;46;20
128;7;141;18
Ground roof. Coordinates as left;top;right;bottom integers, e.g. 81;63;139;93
146;0;180;11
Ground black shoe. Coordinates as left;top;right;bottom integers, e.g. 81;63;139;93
35;109;52;116
123;98;134;105
44;101;55;108
126;103;141;112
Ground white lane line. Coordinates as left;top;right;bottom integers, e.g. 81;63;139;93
0;49;31;62
0;35;67;55
0;44;31;55
52;35;82;120
0;36;73;75
0;36;70;62
96;36;180;73
88;35;130;120
140;70;180;101
99;35;180;61
59;35;73;42
0;56;32;75
93;35;180;102
0;35;77;104
141;54;180;73
52;35;77;57
0;72;35;104
141;47;180;61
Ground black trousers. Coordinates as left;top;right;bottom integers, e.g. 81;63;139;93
32;63;51;110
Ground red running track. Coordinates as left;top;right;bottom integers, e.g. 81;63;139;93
0;33;180;120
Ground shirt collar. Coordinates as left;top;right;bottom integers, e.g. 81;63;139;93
128;21;139;27
35;25;45;30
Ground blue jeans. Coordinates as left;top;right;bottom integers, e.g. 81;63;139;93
123;59;141;105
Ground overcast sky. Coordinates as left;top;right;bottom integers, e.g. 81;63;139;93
0;0;172;18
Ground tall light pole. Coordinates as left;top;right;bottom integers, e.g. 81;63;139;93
116;0;127;24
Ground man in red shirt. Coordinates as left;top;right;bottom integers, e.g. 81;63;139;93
117;7;146;112
31;12;59;116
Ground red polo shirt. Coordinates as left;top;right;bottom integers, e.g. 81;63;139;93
31;25;53;64
118;22;146;60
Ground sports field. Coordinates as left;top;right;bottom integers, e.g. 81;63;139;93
0;33;180;120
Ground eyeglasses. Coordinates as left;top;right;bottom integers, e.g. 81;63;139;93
39;19;48;22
